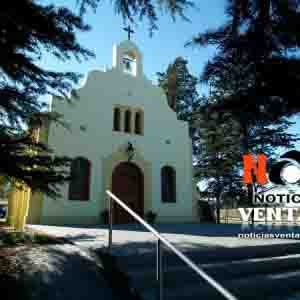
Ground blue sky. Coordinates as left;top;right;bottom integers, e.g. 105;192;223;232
41;0;227;86
42;0;299;150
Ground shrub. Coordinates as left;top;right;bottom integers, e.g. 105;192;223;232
100;210;109;224
145;211;157;224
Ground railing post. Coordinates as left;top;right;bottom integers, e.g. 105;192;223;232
156;239;163;300
108;194;113;254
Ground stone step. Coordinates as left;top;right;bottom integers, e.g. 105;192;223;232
117;242;300;271
128;253;300;291
142;269;300;300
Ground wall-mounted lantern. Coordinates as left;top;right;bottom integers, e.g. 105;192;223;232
126;142;135;161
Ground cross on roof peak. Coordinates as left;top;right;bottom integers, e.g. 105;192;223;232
123;25;135;40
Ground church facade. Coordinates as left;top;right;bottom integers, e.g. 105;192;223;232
28;39;196;225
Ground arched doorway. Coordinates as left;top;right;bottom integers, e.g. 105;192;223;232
111;162;144;224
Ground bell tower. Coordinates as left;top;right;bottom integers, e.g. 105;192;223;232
112;34;143;78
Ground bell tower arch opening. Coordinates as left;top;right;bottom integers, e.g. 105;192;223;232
112;40;143;78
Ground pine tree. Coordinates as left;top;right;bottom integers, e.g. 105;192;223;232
192;72;298;221
189;0;300;213
204;67;299;158
190;0;300;121
193;100;243;224
0;0;192;198
157;57;199;121
193;94;298;225
157;57;201;154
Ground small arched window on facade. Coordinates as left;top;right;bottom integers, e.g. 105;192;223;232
134;111;143;135
68;157;91;201
113;108;121;131
161;166;176;203
124;110;131;133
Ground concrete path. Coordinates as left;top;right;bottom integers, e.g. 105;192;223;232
29;223;300;256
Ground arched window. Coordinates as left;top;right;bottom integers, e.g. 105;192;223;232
134;111;143;135
113;108;121;131
68;157;91;201
124;110;131;133
161;166;176;203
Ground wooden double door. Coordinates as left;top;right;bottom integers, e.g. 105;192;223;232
111;162;144;224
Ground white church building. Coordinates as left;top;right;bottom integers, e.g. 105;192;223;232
28;38;195;225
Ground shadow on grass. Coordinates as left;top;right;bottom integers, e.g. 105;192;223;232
0;233;144;300
96;250;143;300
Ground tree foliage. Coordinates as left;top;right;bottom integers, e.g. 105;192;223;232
190;0;300;121
193;93;298;216
193;100;244;223
77;0;193;32
188;0;300;213
1;1;95;197
157;57;199;121
157;57;201;155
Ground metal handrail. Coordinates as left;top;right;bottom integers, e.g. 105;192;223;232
106;190;238;300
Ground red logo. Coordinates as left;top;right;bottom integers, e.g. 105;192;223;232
243;154;268;185
243;151;300;186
